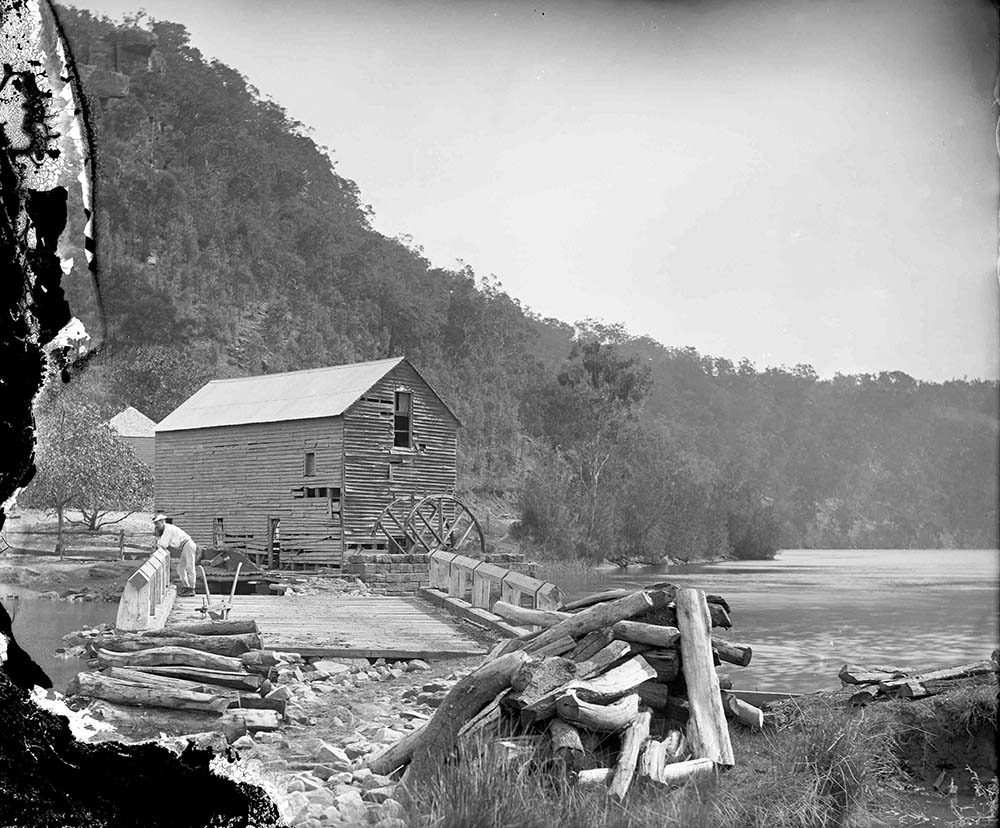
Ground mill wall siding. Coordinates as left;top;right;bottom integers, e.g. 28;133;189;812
155;418;344;565
342;361;458;543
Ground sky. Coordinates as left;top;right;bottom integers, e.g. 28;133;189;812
75;0;999;382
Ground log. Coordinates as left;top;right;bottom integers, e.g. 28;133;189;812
548;718;585;770
879;661;998;692
575;768;614;787
609;708;652;801
226;708;280;733
522;591;663;655
101;667;241;701
711;638;752;668
142;620;259;637
640;756;715;788
459;694;504;739
126;665;262;691
574;640;635;680
662;728;687;760
643;650;680;682
571;656;657;705
503;657;578;712
848;685;881;706
525;654;656;724
708;604;732;629
95;646;244;672
611;621;680;649
519;641;634;724
721;692;764;730
531;636;578;658
556;690;640;732
894;674;998;699
838;664;908;685
635;680;669;711
560;588;633;612
97;633;262;657
491;601;571;628
231;695;286;716
240;650;281;668
75;671;230;713
639;729;689;779
371;650;529;777
568;628;616;662
676;588;734;766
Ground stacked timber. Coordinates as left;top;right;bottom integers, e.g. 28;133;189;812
367;585;762;800
67;619;291;739
840;657;1000;705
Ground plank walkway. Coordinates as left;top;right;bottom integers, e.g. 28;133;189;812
167;594;488;660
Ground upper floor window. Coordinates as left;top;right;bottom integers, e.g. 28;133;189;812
394;391;412;448
304;451;316;476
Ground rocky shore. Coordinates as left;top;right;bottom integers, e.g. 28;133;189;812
58;623;486;827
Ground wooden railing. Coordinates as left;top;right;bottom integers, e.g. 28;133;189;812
427;551;561;614
115;548;172;631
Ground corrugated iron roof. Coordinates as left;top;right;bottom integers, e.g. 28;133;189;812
156;357;410;432
109;406;157;437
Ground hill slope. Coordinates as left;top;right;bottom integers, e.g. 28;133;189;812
54;8;999;557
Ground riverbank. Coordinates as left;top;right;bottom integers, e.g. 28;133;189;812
39;647;998;828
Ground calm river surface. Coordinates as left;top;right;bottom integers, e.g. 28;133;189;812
564;549;1000;694
0;590;116;692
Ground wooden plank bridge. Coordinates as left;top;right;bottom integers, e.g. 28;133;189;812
167;593;487;659
118;549;564;661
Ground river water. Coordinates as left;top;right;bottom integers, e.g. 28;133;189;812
564;548;1000;694
3;549;998;695
0;591;117;692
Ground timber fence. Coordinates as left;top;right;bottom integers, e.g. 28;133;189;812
3;525;151;560
115;548;173;632
422;550;562;636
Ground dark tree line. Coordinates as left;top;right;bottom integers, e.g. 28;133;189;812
53;9;999;561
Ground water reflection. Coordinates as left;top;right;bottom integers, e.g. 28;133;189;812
567;549;1000;693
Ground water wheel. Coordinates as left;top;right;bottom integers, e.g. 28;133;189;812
370;494;486;556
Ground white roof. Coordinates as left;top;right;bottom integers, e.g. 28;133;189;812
156;357;408;432
109;406;157;437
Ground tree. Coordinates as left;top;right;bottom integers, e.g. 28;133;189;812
523;339;651;556
21;394;152;556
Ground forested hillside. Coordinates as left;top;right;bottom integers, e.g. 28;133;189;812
55;8;998;558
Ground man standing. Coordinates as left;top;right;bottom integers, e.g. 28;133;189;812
153;514;198;597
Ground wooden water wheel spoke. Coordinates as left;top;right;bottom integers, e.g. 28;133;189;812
370;494;486;557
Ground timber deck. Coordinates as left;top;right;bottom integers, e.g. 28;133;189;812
167;594;488;660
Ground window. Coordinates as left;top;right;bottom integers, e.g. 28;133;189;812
304;451;316;476
213;518;224;548
393;391;412;448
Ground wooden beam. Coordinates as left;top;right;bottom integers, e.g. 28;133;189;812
676;588;734;767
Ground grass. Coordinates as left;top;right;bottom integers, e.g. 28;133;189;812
398;694;927;828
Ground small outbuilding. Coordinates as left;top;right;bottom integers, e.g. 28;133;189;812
154;357;460;570
108;406;157;469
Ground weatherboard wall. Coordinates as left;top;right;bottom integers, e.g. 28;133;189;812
342;360;459;544
155;417;345;566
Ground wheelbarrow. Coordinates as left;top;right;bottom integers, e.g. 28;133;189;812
196;562;242;620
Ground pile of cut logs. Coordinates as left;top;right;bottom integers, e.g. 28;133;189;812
67;619;284;739
840;655;1000;706
368;585;760;800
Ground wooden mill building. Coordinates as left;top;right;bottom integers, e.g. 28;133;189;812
154;357;460;569
108;406;157;469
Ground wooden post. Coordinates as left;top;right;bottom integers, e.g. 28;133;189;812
118;530;125;560
676;588;734;767
610;708;652;800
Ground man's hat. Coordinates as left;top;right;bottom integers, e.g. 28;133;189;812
153;513;168;522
